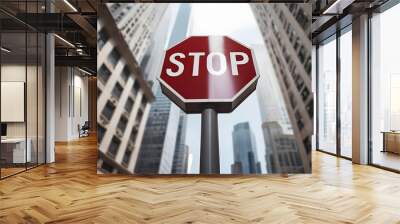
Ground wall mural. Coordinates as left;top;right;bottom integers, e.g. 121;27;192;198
97;3;312;175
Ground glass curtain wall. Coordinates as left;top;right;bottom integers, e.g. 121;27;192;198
339;27;352;158
370;2;400;171
0;1;46;179
317;35;337;154
312;46;316;151
316;25;353;159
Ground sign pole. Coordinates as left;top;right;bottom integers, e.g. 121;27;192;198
200;108;220;174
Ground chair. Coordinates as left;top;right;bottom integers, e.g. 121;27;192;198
79;121;90;138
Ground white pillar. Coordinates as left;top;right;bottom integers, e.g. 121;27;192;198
352;14;369;164
46;32;55;163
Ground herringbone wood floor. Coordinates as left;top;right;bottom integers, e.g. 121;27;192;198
1;135;400;224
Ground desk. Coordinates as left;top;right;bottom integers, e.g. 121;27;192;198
382;131;400;154
1;138;31;164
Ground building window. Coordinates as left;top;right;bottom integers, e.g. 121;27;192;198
98;125;106;144
294;73;304;91
121;66;130;83
108;136;121;158
98;64;111;85
112;82;124;99
97;87;102;99
136;109;143;124
101;161;114;173
301;87;310;102
98;28;109;50
141;96;147;109
298;46;307;64
295;8;309;31
304;56;312;76
130;128;138;143
295;110;304;131
287;3;298;13
125;97;134;113
108;48;121;67
102;101;116;121
306;99;313;119
122;146;133;166
109;3;121;14
117;116;128;132
132;81;140;97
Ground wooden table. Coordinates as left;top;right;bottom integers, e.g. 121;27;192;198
381;131;400;154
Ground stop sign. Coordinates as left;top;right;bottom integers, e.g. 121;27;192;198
158;36;259;113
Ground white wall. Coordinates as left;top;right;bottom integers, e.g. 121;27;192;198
55;66;68;141
1;65;41;138
75;72;89;127
1;65;26;138
54;67;89;141
1;63;46;164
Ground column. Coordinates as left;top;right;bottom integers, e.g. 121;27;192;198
352;14;369;164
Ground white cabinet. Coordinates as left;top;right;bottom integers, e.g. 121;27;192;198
1;138;32;163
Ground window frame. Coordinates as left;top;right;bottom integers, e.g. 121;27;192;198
315;24;353;161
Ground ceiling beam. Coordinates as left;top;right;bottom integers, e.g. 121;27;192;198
322;0;356;14
55;55;96;69
67;13;96;46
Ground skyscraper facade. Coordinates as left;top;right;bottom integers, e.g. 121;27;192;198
96;4;167;174
253;45;293;134
262;121;304;173
134;86;180;173
172;112;189;174
231;122;262;174
140;4;181;84
172;146;189;174
106;3;169;63
253;45;304;173
251;4;312;172
135;4;191;174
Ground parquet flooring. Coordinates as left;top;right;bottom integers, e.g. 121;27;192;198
1;135;400;223
1;167;26;177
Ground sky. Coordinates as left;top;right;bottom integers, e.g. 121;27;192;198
185;3;267;173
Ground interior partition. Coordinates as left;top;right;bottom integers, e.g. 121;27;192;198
0;2;46;179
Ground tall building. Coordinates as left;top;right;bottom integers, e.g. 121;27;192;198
96;4;167;174
253;45;304;173
135;4;191;174
172;145;189;174
172;112;189;174
253;45;292;134
106;3;169;63
134;86;179;173
140;4;180;84
231;122;262;174
262;122;304;173
251;4;313;172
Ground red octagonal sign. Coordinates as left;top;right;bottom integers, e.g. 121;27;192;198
158;36;259;113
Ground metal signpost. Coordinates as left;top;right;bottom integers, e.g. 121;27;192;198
158;36;259;174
